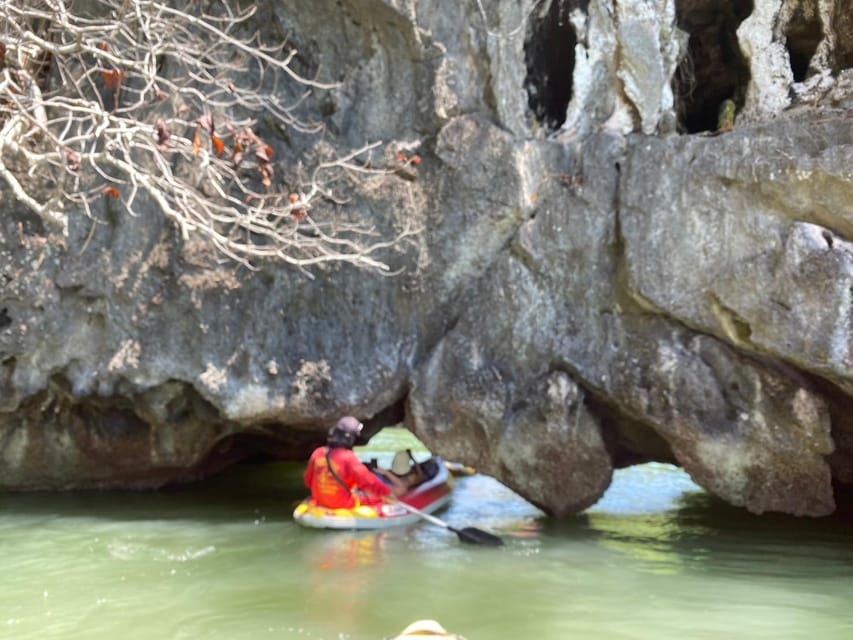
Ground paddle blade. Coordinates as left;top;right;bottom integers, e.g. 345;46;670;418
454;526;503;546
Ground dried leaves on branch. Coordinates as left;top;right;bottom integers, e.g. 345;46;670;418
0;0;418;272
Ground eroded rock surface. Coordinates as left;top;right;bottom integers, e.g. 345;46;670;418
1;0;853;517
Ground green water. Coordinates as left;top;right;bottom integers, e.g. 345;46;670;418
2;428;853;640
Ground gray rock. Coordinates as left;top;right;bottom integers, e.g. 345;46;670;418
1;0;852;518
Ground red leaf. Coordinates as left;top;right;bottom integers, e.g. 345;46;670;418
102;68;125;90
102;187;121;199
211;134;225;158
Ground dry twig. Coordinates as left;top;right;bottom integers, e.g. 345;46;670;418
0;0;419;272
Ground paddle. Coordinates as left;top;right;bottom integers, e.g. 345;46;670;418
391;499;503;546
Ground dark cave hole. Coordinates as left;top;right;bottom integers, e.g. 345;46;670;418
0;308;10;330
362;397;406;441
524;0;583;132
672;0;753;134
201;431;310;468
784;5;823;82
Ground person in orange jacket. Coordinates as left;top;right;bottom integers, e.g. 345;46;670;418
304;416;393;509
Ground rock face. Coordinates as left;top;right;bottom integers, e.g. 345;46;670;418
1;0;852;517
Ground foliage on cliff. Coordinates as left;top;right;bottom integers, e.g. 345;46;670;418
0;0;417;272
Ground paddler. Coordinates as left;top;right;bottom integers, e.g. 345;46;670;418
303;416;397;508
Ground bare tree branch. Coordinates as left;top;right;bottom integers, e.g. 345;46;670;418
0;0;421;272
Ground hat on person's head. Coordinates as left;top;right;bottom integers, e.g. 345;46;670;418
391;450;413;475
327;415;363;448
335;416;363;433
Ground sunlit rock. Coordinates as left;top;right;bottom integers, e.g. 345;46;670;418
410;348;613;517
0;0;851;519
737;0;794;119
620;122;853;391
408;134;836;516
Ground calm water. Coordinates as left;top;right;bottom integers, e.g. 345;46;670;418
2;428;852;640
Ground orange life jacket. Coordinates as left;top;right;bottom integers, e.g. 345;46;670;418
304;446;391;509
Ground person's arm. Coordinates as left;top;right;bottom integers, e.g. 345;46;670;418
374;468;409;497
343;451;392;498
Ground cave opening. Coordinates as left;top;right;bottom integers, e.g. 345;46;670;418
783;3;823;82
672;0;753;134
524;0;582;132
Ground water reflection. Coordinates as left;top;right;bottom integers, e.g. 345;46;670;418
307;530;390;571
300;531;392;633
528;466;853;582
587;513;705;574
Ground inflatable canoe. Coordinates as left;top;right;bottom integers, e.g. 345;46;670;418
293;457;454;530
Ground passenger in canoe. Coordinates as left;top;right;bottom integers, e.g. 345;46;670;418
304;416;403;509
370;449;425;495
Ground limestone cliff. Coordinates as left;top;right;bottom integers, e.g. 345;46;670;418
1;0;852;517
